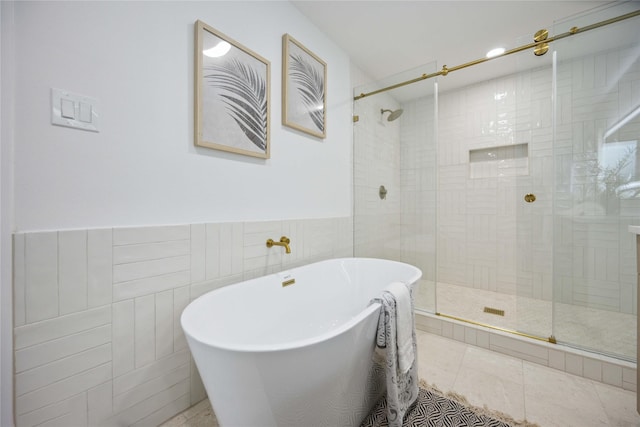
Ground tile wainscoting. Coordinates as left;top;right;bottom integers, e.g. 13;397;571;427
12;217;353;427
11;216;637;426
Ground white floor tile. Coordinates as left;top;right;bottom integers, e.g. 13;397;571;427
416;331;466;392
593;381;640;427
523;361;610;427
453;346;526;420
161;331;640;427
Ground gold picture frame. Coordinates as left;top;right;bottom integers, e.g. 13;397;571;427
195;20;270;159
282;34;327;139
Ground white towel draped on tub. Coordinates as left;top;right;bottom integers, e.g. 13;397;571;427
371;282;419;427
385;282;414;373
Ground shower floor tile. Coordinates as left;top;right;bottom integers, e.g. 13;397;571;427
428;281;636;360
160;332;640;427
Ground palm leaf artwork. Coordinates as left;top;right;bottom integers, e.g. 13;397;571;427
289;53;325;132
203;58;267;152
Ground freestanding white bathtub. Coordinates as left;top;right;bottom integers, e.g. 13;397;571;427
181;257;422;427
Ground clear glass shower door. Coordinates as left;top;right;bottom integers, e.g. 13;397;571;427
352;62;438;313
551;2;640;360
511;31;555;341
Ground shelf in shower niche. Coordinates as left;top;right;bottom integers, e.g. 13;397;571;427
469;143;529;179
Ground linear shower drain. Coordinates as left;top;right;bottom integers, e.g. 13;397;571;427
483;306;505;316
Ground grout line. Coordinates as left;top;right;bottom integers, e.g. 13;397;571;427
448;339;467;395
113;255;190;272
56;231;61;319
113;269;191;287
111;227;116;389
154;293;158;363
521;359;529;423
113;250;191;267
21;234;27;327
133;296;137;373
140;391;191;427
16;342;111;381
15;362;111;400
112;362;190;399
86;231;89;310
15;325;111;370
113;235;193;246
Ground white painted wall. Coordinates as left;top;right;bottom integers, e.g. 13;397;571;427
4;2;353;424
12;1;352;232
1;2;15;424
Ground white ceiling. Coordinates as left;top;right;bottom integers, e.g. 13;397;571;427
291;1;629;99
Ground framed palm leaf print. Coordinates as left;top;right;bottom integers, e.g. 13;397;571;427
282;34;327;139
195;20;270;159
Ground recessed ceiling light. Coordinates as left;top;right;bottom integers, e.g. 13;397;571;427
486;47;505;58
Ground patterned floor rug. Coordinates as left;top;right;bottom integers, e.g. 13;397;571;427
360;380;539;427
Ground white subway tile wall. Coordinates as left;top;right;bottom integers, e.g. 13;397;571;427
432;68;557;301
397;44;639;349
353;92;403;263
12;217;353;426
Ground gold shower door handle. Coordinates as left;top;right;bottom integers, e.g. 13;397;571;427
524;193;536;203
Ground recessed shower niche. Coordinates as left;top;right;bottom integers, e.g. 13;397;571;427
469;143;529;179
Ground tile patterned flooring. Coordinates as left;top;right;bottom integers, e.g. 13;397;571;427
416;332;639;427
161;331;640;427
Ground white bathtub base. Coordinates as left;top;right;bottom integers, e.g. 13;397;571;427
181;258;421;427
186;317;385;427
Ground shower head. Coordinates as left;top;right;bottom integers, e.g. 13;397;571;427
381;108;404;122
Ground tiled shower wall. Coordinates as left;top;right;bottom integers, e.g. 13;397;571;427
421;42;640;314
552;44;640;314
353;91;402;262
12;217;352;426
352;63;440;295
399;96;437;291
435;67;555;299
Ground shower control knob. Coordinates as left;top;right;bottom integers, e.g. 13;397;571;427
379;185;388;200
524;193;536;203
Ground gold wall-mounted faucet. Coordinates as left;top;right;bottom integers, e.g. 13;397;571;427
266;236;291;254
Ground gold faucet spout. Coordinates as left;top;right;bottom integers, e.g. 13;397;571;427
266;236;291;254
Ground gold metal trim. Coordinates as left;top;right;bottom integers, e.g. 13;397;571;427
282;278;296;287
534;43;549;56
524;193;536;203
533;30;550;56
354;9;640;101
533;29;549;42
436;312;556;344
353;115;360;123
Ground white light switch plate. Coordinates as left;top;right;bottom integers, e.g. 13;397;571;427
51;88;100;132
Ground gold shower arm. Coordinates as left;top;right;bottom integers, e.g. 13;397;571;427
354;9;640;101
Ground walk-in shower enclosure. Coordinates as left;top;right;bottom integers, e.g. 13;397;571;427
353;1;640;361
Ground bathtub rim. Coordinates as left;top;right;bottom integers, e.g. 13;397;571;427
181;257;422;353
183;301;383;353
